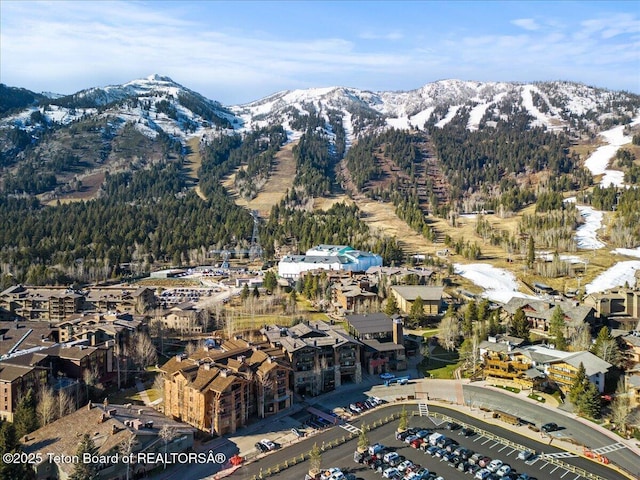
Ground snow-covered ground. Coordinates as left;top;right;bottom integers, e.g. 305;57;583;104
454;263;537;303
613;247;640;258
584;115;640;187
563;197;605;250
435;105;461;128
585;261;640;294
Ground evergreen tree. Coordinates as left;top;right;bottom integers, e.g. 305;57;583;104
240;283;249;301
252;286;260;298
70;433;99;480
477;298;490;323
576;381;601;418
13;389;38;439
462;301;478;337
409;296;425;325
384;295;399;316
263;271;277;292
509;307;530;342
549;306;567;350
0;421;34;480
568;362;587;405
527;236;535;268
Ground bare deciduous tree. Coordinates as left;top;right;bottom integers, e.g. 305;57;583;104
37;386;57;426
58;389;74;418
438;315;460;352
159;424;177;468
610;379;631;433
132;332;158;371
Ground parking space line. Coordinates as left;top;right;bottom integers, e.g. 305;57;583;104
550;465;560;474
540;461;549;469
473;435;483;442
573;475;581;480
505;448;515;455
498;444;509;452
482;438;492;445
490;441;500;448
561;469;570;478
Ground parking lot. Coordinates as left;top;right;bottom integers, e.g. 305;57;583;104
242;406;628;480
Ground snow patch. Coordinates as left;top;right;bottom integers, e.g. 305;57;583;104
584;115;640;187
454;263;537;303
613;247;640;259
585;261;640;294
435;105;461;128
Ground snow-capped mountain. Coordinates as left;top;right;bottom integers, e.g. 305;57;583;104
233;79;640;141
1;74;239;142
3;75;639;147
1;75;639;202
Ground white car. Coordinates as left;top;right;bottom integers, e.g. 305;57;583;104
475;469;491;480
496;464;512;477
320;468;341;480
383;467;400;478
517;450;534;461
487;459;503;472
259;438;276;451
383;452;400;463
397;460;413;472
349;403;362;413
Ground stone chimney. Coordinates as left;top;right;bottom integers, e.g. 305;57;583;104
392;317;404;346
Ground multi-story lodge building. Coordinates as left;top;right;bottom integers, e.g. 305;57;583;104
160;338;292;435
261;322;362;397
0;284;157;322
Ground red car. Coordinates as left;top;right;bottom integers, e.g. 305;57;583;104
410;438;424;449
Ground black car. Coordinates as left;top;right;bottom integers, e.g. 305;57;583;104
255;442;268;453
460;427;475;437
445;421;461;431
541;422;559;433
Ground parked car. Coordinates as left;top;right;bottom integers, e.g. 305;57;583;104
497;464;512;477
255;442;268;453
445;421;461;430
541;422;559;433
416;429;432;438
397;460;414;472
517;450;534;461
389;455;405;467
260;438;277;451
460;427;475;437
478;456;492;468
410;438;424;449
369;443;386;455
383;452;400;463
383;467;400;478
380;373;396;380
292;427;304;437
487;459;503;472
424;445;439;456
475;468;491;480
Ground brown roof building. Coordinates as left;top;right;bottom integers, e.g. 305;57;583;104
160;338;291;435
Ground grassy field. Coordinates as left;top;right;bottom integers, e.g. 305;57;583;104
222;141;297;218
422;344;460;379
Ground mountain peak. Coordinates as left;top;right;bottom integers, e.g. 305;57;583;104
145;74;175;83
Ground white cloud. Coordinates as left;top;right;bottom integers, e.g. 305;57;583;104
359;31;404;41
1;1;638;102
511;18;541;31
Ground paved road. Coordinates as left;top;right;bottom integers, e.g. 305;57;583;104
463;384;640;478
230;404;630;480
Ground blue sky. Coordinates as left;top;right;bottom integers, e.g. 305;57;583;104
1;1;639;104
